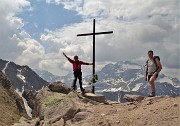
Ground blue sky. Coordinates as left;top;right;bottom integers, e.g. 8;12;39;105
16;0;82;39
0;0;179;78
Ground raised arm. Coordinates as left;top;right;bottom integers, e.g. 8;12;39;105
63;52;73;63
63;52;67;58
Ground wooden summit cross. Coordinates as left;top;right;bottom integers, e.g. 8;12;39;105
77;19;113;93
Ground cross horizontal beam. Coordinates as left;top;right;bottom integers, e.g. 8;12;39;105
77;31;113;36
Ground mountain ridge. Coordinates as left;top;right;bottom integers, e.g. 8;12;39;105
0;59;49;93
0;59;179;126
34;60;179;102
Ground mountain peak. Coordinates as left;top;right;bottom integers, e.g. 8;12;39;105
115;61;142;69
0;59;49;92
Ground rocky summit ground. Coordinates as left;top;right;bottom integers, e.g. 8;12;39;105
14;90;179;126
8;81;179;126
0;69;179;126
66;96;179;126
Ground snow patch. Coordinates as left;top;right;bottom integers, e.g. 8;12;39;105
158;77;173;84
117;87;122;91
115;70;124;74
2;61;10;74
15;87;32;118
100;88;119;92
17;69;26;83
122;64;141;70
132;83;143;91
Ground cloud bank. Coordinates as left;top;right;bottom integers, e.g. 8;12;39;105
0;0;179;78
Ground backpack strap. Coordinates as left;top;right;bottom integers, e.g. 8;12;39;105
153;56;160;72
146;59;148;65
145;60;148;77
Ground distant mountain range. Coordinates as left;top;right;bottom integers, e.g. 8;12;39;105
0;59;179;102
34;69;74;85
34;61;180;102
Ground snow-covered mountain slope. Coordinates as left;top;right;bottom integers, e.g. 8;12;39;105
86;61;179;101
0;59;49;92
34;69;74;86
34;69;62;83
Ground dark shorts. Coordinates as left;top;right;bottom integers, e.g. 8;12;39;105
148;74;158;81
73;71;82;80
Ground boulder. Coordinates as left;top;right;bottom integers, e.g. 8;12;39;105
33;89;81;124
72;111;92;122
48;81;71;94
13;117;40;126
83;93;105;103
123;94;145;102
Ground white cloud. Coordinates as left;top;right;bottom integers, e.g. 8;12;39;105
46;0;178;20
0;0;179;78
43;0;179;77
0;0;30;60
15;38;45;67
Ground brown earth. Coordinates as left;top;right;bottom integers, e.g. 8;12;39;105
14;95;179;126
67;96;179;126
0;71;28;126
12;82;179;126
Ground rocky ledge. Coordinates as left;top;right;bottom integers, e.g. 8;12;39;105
13;81;179;126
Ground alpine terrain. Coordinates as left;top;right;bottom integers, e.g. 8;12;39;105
0;59;179;126
0;59;49;93
35;61;179;102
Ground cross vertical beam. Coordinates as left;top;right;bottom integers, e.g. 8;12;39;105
77;19;113;93
93;19;95;77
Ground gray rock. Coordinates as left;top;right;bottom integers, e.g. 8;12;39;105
123;94;145;102
72;111;92;122
83;93;105;103
48;81;71;94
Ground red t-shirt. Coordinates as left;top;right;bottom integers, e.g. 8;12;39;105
67;58;89;72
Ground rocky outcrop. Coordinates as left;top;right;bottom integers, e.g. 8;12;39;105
83;93;105;103
0;71;28;126
13;81;180;126
15;82;106;126
33;87;99;125
48;81;71;94
123;94;145;102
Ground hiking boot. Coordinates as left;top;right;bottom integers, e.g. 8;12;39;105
81;88;85;93
71;86;77;90
148;92;156;97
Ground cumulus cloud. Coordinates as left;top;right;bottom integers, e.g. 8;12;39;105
0;0;179;77
43;0;179;77
0;0;30;60
46;1;178;42
13;34;44;67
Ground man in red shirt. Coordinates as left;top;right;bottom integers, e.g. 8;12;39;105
63;52;93;92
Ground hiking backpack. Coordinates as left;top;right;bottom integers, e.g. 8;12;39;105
146;56;160;69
